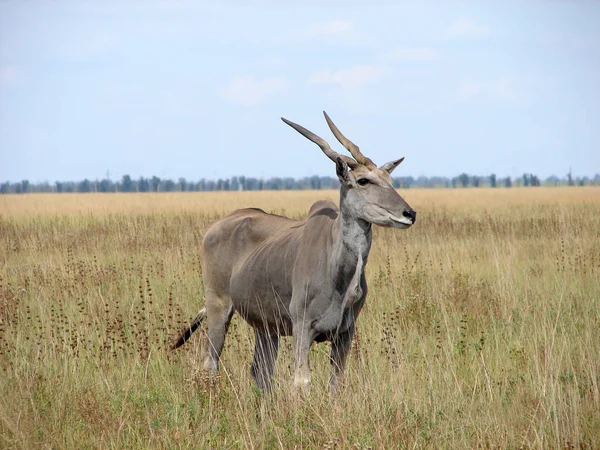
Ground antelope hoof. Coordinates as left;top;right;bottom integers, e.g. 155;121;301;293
203;357;218;373
294;375;311;391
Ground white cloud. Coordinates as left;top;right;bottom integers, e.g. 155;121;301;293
389;47;437;62
309;20;354;36
309;65;385;89
459;78;516;102
220;76;287;106
447;18;490;38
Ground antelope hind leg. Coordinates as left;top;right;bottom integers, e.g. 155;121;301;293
203;290;234;372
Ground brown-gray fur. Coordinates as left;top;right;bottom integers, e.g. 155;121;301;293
173;111;416;391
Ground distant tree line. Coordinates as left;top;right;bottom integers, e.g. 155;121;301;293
1;172;599;194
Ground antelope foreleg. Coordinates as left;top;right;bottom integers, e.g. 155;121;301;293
329;324;355;392
251;331;279;391
292;322;314;390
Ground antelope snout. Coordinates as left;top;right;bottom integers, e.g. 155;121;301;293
403;209;416;224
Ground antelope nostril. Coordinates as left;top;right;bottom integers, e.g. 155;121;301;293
403;210;416;223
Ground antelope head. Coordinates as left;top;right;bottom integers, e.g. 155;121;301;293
281;111;416;229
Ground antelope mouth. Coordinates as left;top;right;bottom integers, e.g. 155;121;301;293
388;214;414;228
367;205;414;228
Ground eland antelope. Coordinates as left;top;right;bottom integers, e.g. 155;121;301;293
173;111;416;391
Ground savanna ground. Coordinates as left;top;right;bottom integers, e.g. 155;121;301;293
1;187;599;449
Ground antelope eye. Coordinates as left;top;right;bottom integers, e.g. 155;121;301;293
356;178;369;186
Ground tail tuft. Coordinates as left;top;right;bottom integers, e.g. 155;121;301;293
171;308;207;350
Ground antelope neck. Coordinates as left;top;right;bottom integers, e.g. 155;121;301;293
336;190;372;263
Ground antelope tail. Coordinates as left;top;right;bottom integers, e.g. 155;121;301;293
171;308;207;350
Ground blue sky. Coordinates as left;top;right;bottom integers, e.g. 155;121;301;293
1;1;598;183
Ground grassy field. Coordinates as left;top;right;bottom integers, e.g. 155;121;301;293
1;187;599;449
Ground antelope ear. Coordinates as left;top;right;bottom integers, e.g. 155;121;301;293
380;157;405;174
336;157;350;184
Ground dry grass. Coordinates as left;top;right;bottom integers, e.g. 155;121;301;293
1;187;599;449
